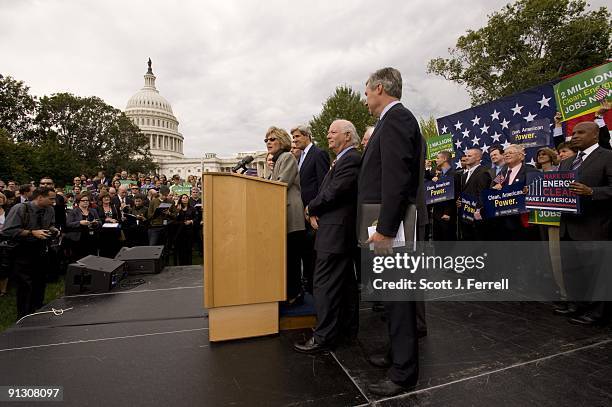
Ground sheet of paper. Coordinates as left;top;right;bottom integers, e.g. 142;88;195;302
367;221;405;250
102;223;120;229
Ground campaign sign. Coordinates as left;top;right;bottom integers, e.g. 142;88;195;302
509;118;551;149
481;184;526;218
427;133;454;160
554;62;612;121
459;193;478;222
525;171;580;214
528;209;561;226
425;177;455;205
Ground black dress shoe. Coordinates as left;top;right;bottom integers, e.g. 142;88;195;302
553;303;577;315
293;337;329;354
368;378;415;397
569;314;600;326
368;353;391;368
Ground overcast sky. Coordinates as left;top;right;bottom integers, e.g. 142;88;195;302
0;0;607;157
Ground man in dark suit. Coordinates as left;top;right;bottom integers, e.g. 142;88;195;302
489;144;539;240
94;171;111;189
487;145;505;179
112;185;134;218
358;67;424;396
292;124;330;294
555;121;612;325
293;119;361;353
458;148;492;241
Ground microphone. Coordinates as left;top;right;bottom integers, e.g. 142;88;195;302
231;155;254;173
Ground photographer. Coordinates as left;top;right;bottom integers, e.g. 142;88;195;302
1;187;57;319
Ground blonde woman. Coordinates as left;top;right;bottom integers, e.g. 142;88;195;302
265;126;306;305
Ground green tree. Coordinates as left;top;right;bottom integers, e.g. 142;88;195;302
0;74;36;137
427;0;611;105
419;116;439;140
0;128;34;183
310;85;376;154
32;93;156;176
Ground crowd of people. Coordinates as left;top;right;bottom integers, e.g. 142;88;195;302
0;66;610;397
0;172;203;318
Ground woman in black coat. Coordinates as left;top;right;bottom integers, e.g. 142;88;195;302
173;194;196;265
96;192;122;258
64;194;101;263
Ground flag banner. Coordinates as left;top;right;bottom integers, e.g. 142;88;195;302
425;177;455;205
554;62;612;121
426;133;454;159
525;171;580;213
437;81;558;168
459;193;478;222
481;184;527;218
528;209;561;226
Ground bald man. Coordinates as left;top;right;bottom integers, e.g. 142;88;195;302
556;121;612;325
457;148;492;240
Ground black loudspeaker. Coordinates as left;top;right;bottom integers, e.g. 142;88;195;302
65;255;127;296
114;245;164;275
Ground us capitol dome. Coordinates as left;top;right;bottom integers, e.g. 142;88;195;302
125;58;184;160
124;59;267;177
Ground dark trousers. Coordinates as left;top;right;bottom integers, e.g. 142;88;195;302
12;244;48;319
432;218;456;241
384;301;419;385
174;225;193;266
300;222;316;293
313;251;359;344
459;220;486;241
287;231;305;300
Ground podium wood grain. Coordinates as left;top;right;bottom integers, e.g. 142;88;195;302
203;173;286;341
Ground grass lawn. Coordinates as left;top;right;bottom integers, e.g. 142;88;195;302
0;251;203;333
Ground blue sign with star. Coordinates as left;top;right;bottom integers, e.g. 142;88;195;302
437;81;560;169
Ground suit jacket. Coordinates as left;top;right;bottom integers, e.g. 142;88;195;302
559;146;612;240
112;195;133;212
460;165;492;209
271;151;306;234
357;103;425;237
64;208;100;242
308;148;360;254
491;163;538;234
431;169;457;221
492;163;538;188
299;144;330;207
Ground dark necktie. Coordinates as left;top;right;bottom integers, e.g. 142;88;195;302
571;152;585;171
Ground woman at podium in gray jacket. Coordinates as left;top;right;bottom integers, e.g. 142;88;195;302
264;126;306;306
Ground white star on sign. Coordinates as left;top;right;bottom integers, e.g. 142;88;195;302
527;158;536;167
455;160;462;169
490;110;500;121
441;125;448;134
537;95;551;109
462;129;470;138
471;115;481;126
463;147;469;155
511;103;524;116
523;112;537;122
471;135;481;146
480;143;490;154
454;120;463;130
455;139;463;149
500;118;510;129
502;140;512;149
480;123;490;134
491;132;502;142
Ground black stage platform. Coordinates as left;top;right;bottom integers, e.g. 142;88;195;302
1;265;610;406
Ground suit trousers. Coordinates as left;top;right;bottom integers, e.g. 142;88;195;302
384;301;419;385
313;251;359;344
300;222;316;293
12;243;48;319
287;230;305;300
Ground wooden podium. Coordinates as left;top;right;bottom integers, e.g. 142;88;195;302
203;172;287;342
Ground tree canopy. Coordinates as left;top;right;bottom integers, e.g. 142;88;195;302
427;0;611;105
0;75;156;185
309;85;376;154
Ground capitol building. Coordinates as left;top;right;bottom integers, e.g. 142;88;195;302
125;59;267;177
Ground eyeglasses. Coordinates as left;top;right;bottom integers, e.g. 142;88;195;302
80;199;89;202
264;137;277;143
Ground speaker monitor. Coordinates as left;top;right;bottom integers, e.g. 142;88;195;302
65;255;126;296
114;245;164;275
